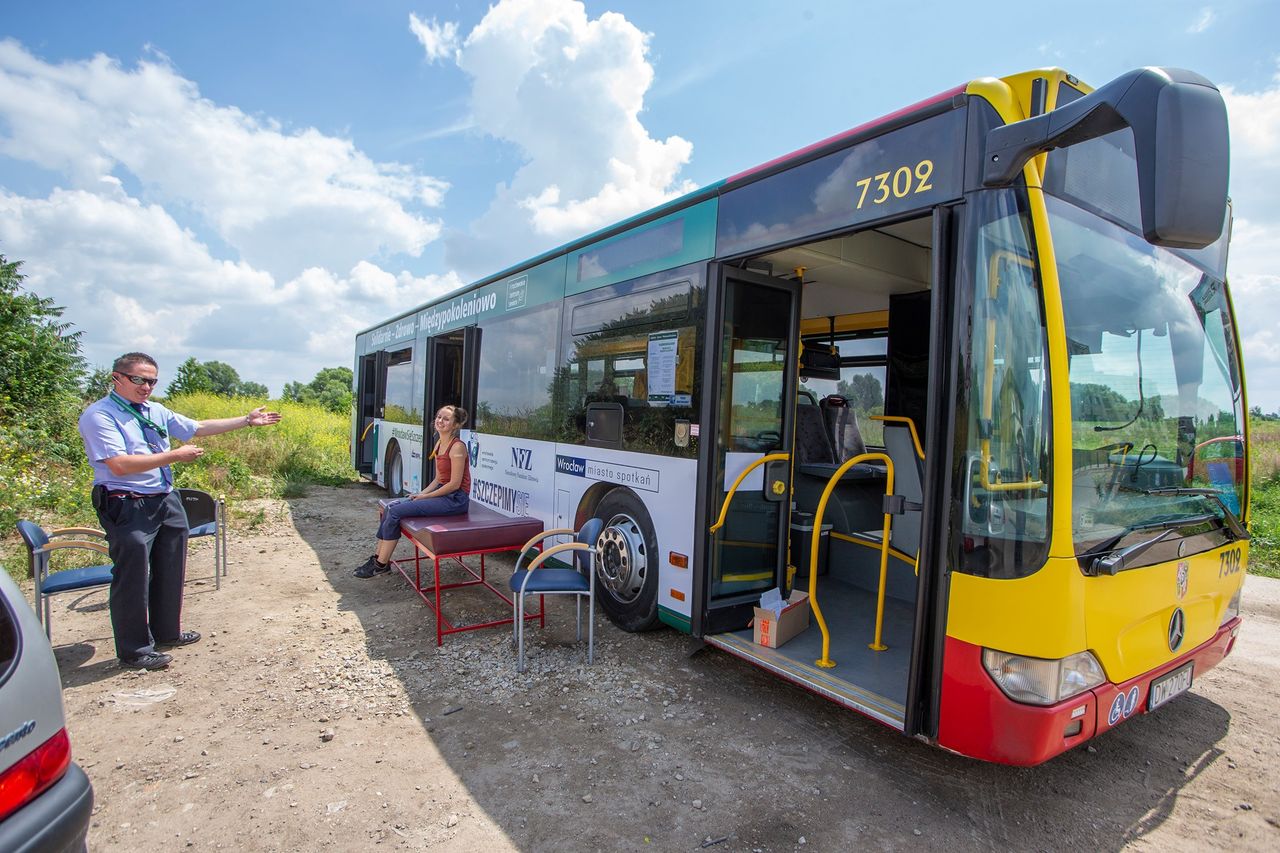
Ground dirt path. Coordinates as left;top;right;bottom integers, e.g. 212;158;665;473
46;483;1280;851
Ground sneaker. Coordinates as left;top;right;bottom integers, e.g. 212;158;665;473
156;630;201;648
120;651;173;670
354;557;390;579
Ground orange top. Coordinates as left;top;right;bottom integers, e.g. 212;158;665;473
436;437;471;494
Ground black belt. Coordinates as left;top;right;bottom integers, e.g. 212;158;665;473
106;489;167;500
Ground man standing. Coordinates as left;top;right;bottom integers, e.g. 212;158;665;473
78;352;282;670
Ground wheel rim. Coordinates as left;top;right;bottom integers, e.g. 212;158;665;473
389;452;403;494
597;513;648;604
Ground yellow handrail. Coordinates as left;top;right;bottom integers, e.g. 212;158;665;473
868;415;925;459
809;452;896;667
708;452;790;533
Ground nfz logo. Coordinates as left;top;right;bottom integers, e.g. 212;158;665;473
511;447;533;471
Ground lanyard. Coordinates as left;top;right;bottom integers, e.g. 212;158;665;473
109;390;168;438
108;390;173;487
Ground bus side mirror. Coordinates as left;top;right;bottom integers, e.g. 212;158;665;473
982;67;1229;249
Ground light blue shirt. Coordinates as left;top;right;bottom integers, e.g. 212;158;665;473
78;395;199;494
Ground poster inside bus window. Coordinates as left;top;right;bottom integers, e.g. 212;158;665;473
646;330;678;405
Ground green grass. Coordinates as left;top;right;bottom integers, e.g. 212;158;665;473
1244;420;1280;578
1;394;357;580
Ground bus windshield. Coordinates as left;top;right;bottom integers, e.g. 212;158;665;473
1049;195;1245;555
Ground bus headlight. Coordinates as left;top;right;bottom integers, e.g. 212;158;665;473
981;649;1107;706
1221;586;1242;626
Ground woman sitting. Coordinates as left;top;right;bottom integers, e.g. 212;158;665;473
355;405;471;578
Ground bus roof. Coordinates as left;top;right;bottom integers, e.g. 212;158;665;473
357;80;971;337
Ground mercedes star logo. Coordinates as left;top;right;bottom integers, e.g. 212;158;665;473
1168;608;1186;652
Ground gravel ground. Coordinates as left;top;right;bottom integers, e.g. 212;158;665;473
39;483;1280;851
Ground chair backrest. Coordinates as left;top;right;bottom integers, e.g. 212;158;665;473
882;421;925;556
16;520;48;580
16;519;48;552
179;488;218;529
820;395;866;461
575;517;604;576
794;399;835;465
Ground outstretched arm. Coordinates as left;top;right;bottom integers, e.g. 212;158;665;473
195;406;282;437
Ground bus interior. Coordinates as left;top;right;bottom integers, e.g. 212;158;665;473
707;212;935;730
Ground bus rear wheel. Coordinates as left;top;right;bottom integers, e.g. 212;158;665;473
593;489;659;632
384;442;407;497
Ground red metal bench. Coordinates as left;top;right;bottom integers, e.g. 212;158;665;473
378;499;544;646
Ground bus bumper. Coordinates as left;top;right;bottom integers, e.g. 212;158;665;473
937;618;1241;766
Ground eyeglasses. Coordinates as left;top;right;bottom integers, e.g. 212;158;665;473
116;372;159;388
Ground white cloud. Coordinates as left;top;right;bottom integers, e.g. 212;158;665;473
0;38;467;393
409;14;460;63
425;0;695;275
0;39;447;281
0;187;462;394
1220;66;1280;412
1187;8;1216;34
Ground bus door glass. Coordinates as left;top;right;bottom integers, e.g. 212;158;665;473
356;350;386;474
424;327;480;464
704;267;800;632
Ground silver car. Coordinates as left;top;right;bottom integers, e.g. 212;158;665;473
0;567;93;851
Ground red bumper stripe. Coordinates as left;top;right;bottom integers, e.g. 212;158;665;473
936;619;1239;765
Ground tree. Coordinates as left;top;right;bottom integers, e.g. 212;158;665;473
82;366;113;401
166;357;269;398
0;254;85;422
283;367;353;414
202;361;242;396
837;373;884;414
167;357;213;396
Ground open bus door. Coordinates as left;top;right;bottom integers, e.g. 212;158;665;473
422;326;480;477
695;266;801;635
355;350;388;475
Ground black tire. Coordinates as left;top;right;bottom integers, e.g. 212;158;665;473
593;489;660;632
384;442;407;497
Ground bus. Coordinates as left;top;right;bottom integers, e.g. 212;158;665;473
352;66;1245;765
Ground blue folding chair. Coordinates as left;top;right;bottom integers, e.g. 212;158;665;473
16;521;115;641
509;518;603;672
179;489;226;588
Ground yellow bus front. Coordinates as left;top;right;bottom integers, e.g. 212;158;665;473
937;70;1245;765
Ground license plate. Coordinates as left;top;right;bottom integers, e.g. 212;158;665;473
1148;662;1193;712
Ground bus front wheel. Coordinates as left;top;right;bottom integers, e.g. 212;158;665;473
594;489;659;632
384;442;407;497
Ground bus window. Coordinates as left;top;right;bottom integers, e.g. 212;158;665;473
382;347;418;425
560;273;705;456
474;302;560;440
799;334;888;447
954;189;1051;578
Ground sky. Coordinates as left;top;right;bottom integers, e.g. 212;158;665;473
1;0;1278;408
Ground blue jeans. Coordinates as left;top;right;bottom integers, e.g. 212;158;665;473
377;490;469;541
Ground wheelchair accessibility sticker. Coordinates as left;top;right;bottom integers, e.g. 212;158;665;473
1108;685;1141;726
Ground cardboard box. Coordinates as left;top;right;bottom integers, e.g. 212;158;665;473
753;590;810;648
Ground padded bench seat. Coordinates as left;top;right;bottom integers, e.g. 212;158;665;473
377;498;545;645
379;499;544;555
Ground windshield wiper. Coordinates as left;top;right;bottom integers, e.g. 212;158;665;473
1079;512;1219;577
1125;485;1249;541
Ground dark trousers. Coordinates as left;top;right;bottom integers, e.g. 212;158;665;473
95;491;189;659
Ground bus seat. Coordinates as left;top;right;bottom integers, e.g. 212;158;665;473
820;395;866;462
859;420;924;557
795;397;835;465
